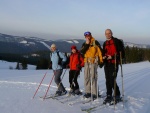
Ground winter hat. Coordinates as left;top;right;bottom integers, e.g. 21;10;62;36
51;44;56;48
84;31;91;36
71;45;77;50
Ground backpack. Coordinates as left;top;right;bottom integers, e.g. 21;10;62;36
64;53;70;67
114;38;125;59
78;52;83;68
77;52;83;73
57;52;63;65
50;52;63;65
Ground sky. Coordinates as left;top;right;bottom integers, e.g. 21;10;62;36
0;0;150;44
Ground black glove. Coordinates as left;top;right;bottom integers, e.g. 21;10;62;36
76;64;81;70
49;61;52;69
61;61;66;69
99;62;104;68
66;64;69;68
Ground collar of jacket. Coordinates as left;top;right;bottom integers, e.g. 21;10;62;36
71;51;79;55
90;37;96;46
52;49;59;54
106;36;114;41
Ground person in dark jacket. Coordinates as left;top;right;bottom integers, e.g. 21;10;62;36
102;29;121;104
69;45;84;95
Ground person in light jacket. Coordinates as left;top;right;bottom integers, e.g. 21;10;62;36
50;44;67;96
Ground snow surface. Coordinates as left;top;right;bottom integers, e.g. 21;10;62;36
0;61;150;113
73;40;79;43
0;60;36;70
19;40;27;44
66;40;73;43
40;41;50;50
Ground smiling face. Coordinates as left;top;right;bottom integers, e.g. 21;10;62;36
50;47;56;52
105;29;113;40
72;49;77;53
85;34;92;41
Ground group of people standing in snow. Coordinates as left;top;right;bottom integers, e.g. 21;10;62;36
50;29;124;103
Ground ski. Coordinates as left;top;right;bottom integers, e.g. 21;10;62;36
68;95;106;106
82;95;106;104
40;93;69;100
81;99;128;112
81;103;105;112
69;98;95;106
82;99;92;104
109;99;128;106
61;94;84;105
39;94;56;99
68;97;86;106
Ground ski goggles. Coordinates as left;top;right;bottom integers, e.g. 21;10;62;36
84;31;91;36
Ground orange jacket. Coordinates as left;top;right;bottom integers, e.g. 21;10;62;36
84;37;103;63
69;52;84;70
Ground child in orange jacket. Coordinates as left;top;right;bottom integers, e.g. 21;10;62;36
69;45;84;95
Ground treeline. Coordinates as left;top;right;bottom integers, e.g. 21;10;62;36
125;46;150;63
0;50;51;70
0;47;150;69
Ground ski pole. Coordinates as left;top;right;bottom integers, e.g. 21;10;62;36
97;69;99;100
90;63;93;103
33;72;48;99
114;53;117;110
43;72;55;100
120;52;124;108
96;57;99;100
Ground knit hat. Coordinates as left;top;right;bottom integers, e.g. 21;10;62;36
71;45;77;50
50;44;56;48
84;31;91;36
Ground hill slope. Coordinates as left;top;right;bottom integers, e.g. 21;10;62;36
0;61;150;113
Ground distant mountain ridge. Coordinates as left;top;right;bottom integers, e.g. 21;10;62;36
0;33;150;55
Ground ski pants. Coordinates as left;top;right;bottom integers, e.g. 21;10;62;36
84;62;98;95
69;70;80;91
53;69;65;92
104;63;120;96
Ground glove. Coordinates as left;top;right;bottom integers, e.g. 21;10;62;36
99;62;104;68
66;64;70;68
49;61;52;69
76;64;81;70
61;61;66;69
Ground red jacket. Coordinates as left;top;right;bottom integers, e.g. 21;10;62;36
104;38;118;63
69;52;84;70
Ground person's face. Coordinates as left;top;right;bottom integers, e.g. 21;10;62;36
72;49;76;53
105;30;112;39
51;47;56;52
85;35;92;40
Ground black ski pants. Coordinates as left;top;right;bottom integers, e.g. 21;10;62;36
104;63;120;97
69;70;80;91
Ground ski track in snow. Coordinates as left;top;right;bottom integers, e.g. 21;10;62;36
0;61;150;113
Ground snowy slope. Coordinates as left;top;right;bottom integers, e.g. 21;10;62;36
0;61;150;113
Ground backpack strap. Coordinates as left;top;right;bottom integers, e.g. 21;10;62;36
78;52;82;72
50;52;52;62
57;51;60;59
95;40;103;52
78;53;81;66
50;52;52;58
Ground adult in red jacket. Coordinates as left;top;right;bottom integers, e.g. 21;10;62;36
69;45;84;95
